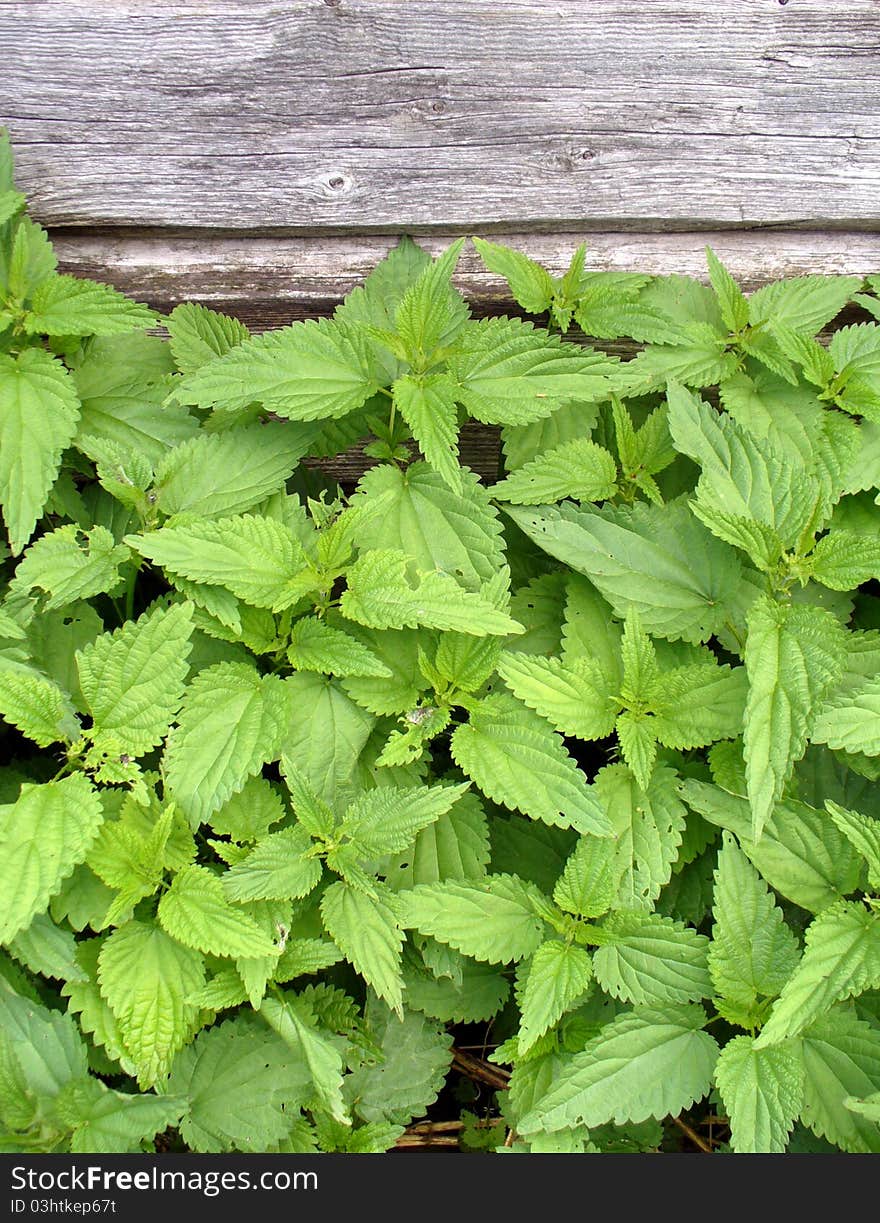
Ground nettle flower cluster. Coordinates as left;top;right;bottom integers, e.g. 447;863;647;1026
1;129;880;1154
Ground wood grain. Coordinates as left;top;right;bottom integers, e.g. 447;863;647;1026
4;0;880;231
50;229;879;330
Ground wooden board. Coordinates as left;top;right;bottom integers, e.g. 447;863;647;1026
49;230;880;330
3;0;880;233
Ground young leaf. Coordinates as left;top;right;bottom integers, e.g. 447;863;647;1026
0;776;104;942
128;514;311;611
496;651;618;740
23;274;158;337
448;317;614;425
744;596;845;838
158;865;277;959
0;665;81;747
341;781;470;856
221;826;323;903
77;601;194;757
166;302;250;374
340;549;522;637
518;1005;718;1134
398;875;546;965
715;1036;803;1153
826;800;880;890
592;911;711;1007
471;237;555;315
553;835;620;919
451;693;612;836
518;941;594;1052
164;663;287;823
492;437;618;505
97;919;205;1087
320;880;404;1014
756;902;880;1048
708;832;800;1028
0;348;81;554
287;616;391;679
176;317;379;419
392;374;462;491
14;525;130;611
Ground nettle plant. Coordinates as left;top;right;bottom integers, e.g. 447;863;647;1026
1;130;880;1156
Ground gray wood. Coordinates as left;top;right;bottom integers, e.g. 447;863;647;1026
4;0;880;232
51;229;880;330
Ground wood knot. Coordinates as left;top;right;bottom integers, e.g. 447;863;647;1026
321;172;354;197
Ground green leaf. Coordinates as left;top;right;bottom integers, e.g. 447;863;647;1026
809;529;880;591
168;1017;310;1152
346;996;453;1126
63;1083;186;1154
166;302;250;374
800;1011;880;1152
756;903;880;1048
392;374;462;491
24;274;158;336
715;1036;803;1153
287;616;391;678
128;514;310;612
496;651;618;740
826;800;880;890
705;246;749;333
0;664;81;747
394;238;467;362
14;525;130;611
667;381;816;549
518;940;593;1052
812;674;880;756
177;317;378;419
749;275;860;336
0;348;81;554
553;835;620;919
593;911;711;1006
97;919;205;1087
682;780;863;914
0;977;86;1105
598;765;686;911
341;781;470;856
158;865;278;958
281;673;375;805
341;549;521;637
73;337;196;467
259;994;349;1125
0;776;104;943
222;825;323;903
506;498;742;643
350;462;506;591
471;238;555;315
709;832;800;1027
77;601;194;757
399;875;546;965
448;317;614;425
744;597;845;838
519;1005;718;1133
492;437;618;504
451;693;612;835
387;791;490;890
320;881;404;1014
7;912;86;984
153;423;310;519
164;662;287;823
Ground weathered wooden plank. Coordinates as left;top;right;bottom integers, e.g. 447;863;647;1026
50;229;879;330
4;0;880;231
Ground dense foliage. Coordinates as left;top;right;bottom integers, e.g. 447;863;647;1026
2;129;880;1154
